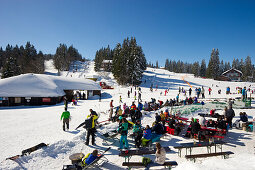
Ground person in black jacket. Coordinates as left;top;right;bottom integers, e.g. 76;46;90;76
191;118;201;138
152;121;164;135
206;119;216;128
155;113;161;123
217;116;227;130
226;105;235;128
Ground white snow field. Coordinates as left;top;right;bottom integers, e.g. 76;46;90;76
0;60;255;170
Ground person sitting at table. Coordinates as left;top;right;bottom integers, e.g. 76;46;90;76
133;120;143;148
82;150;99;166
141;125;152;147
206;119;217;136
234;112;248;129
217;116;227;130
155;142;166;165
152;121;164;135
207;119;216;128
199;115;206;127
168;116;176;129
191;118;201;138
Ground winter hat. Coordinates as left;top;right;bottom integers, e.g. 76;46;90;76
119;116;123;120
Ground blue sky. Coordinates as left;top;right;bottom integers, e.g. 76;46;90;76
0;0;255;66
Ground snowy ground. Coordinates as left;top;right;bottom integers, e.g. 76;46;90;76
0;61;255;170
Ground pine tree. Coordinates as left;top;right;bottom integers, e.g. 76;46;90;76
2;55;20;78
192;62;200;77
54;44;68;73
112;37;146;85
200;59;206;77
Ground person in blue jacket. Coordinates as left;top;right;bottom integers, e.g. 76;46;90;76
82;150;98;166
141;125;152;146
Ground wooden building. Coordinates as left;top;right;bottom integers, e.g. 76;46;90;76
0;73;101;106
221;68;243;82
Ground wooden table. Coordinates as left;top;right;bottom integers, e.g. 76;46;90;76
174;141;226;157
119;147;171;162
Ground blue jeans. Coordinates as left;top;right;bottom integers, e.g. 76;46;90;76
120;135;129;149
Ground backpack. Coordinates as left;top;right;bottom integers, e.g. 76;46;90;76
84;117;93;129
142;157;152;166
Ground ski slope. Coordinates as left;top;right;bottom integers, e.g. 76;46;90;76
0;61;255;170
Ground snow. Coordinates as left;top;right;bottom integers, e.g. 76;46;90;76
0;61;255;170
0;73;101;97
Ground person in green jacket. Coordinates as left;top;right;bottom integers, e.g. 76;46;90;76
61;108;70;131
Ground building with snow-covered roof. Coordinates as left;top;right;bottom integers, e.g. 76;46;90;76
221;68;243;82
100;60;113;72
0;74;101;106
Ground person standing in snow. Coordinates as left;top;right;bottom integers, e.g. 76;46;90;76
208;87;212;95
226;105;235;128
127;90;130;98
109;100;114;120
63;96;68;110
201;86;205;99
119;95;122;103
85;112;98;145
118;117;129;149
189;88;192;96
61;108;70;131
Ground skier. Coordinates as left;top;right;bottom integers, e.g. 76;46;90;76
127;90;130;98
164;89;167;96
61;108;70;131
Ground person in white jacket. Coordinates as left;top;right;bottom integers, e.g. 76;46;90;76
155;142;166;164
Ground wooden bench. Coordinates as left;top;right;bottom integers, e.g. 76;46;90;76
185;151;234;162
122;161;178;170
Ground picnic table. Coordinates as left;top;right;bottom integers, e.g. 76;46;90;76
174;141;226;157
119;147;171;162
200;126;227;135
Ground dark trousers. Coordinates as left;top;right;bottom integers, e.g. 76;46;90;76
134;133;143;148
86;128;95;145
63;118;69;131
227;117;233;128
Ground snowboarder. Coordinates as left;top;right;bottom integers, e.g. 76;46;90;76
61;108;70;131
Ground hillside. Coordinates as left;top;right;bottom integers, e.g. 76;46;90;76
0;61;255;170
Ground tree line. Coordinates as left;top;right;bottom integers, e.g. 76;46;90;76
0;42;45;78
53;44;83;73
0;42;83;79
94;37;147;85
163;48;254;81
